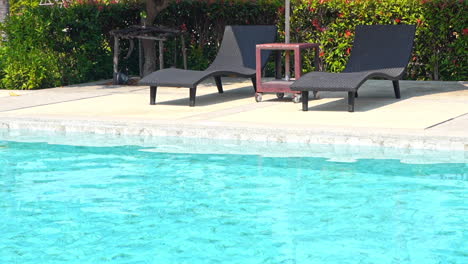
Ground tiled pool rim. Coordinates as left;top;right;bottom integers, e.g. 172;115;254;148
1;117;467;152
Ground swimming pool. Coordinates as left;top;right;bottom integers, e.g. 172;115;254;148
1;130;466;264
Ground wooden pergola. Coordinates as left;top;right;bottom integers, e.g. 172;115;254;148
110;25;187;84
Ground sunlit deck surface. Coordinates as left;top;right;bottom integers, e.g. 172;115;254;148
0;78;467;150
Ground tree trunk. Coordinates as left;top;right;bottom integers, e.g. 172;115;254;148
142;0;170;76
0;0;9;23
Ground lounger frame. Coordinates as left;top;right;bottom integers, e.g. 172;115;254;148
139;25;277;106
291;25;416;112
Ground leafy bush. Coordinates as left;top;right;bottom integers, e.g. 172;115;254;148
156;0;280;70
286;0;467;80
8;0;141;14
0;0;465;90
0;47;62;90
0;0;279;89
9;0;39;14
417;0;467;80
0;3;141;89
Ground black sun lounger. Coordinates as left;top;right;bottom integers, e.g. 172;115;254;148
291;24;416;112
138;25;277;107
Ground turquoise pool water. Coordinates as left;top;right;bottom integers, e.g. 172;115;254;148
0;133;467;264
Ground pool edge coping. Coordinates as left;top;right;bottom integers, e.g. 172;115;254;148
1;117;467;152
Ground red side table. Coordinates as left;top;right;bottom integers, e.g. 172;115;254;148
255;43;320;103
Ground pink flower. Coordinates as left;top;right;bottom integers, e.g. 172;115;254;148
463;28;468;36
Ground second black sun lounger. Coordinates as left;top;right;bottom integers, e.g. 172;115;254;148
291;24;416;112
138;25;277;107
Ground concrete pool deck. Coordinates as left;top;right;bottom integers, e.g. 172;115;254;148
0;78;467;151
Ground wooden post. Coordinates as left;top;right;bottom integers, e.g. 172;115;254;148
138;39;143;77
294;46;301;79
0;0;9;24
173;37;177;67
113;36;120;84
158;40;164;70
314;46;321;71
181;35;187;70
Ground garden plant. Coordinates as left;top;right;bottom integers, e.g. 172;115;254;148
0;0;465;90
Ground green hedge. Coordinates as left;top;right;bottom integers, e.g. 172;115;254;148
0;0;466;90
286;0;467;80
0;1;279;89
155;0;280;70
0;3;141;89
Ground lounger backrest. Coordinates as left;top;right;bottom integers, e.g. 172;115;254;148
209;25;277;70
344;25;416;77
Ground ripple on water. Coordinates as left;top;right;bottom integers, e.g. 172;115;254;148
0;140;466;264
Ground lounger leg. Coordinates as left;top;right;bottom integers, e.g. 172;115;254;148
302;91;309;111
150;86;157;105
214;76;223;93
348;91;355;112
251;77;257;92
189;87;197;107
392;80;401;99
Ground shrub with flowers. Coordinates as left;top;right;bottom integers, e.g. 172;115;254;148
0;0;465;90
156;0;280;70
0;0;279;89
284;0;467;80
